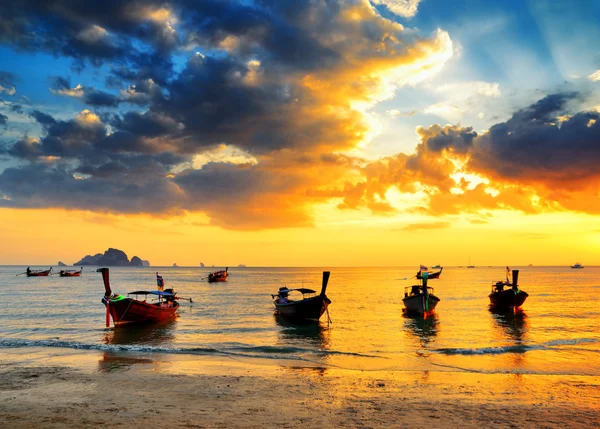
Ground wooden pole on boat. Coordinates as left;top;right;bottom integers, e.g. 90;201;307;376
320;271;330;296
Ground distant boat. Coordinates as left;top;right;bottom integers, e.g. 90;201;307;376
272;271;331;322
208;267;228;282
60;267;83;277
488;268;528;309
25;267;52;277
571;262;584;269
403;266;441;314
417;267;443;279
432;265;441;269
467;256;475;268
98;268;180;328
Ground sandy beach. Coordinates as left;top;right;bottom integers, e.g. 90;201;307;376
1;350;598;429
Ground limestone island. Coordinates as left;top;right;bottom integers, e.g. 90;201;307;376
73;248;149;267
57;261;67;267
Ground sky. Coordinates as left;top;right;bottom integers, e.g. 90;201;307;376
1;0;600;267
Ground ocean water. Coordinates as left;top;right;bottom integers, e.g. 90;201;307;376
1;265;599;377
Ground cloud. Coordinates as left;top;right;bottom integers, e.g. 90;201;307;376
0;0;455;229
588;70;600;82
436;81;501;98
402;221;451;231
334;92;600;218
0;113;7;126
0;71;17;95
50;77;119;107
370;0;422;17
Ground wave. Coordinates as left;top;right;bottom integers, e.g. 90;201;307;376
433;337;600;356
0;338;381;361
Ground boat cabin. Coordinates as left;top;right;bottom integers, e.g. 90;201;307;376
127;290;177;307
273;287;317;304
404;285;435;298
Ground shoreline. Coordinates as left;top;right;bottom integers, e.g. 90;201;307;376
1;348;599;428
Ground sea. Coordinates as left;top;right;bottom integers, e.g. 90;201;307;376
1;265;599;379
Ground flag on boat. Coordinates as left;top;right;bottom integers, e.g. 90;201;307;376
420;265;428;272
156;272;164;291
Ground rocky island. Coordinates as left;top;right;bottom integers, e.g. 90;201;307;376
73;248;149;267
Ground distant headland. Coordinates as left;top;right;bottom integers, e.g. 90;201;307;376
73;248;150;267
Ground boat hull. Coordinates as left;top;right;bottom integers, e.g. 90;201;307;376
27;271;50;277
208;276;227;282
403;294;440;314
489;289;528;309
102;297;179;327
60;272;81;277
274;295;330;322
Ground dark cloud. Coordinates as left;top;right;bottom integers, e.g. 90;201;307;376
0;0;457;228
0;113;7;126
83;89;119;107
0;71;17;95
50;76;119;107
114;111;182;138
469;92;600;187
336;92;600;218
10;104;23;114
30;110;57;126
50;76;71;92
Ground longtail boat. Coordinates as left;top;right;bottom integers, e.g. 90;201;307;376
489;268;528;309
417;267;443;279
272;271;332;323
98;268;180;328
208;267;228;282
26;267;52;277
403;266;441;315
60;267;83;277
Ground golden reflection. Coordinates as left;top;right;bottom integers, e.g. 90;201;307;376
489;308;529;367
274;315;331;351
103;319;177;346
489;309;529;344
402;312;439;352
98;352;154;373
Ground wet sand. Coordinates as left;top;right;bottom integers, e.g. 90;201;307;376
1;350;599;428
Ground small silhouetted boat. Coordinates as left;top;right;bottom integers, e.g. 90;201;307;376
403;267;441;314
489;268;528;309
208;267;228;282
272;271;331;322
60;267;83;277
417;267;443;279
98;268;180;328
432;265;441;269
571;262;584;269
26;267;52;277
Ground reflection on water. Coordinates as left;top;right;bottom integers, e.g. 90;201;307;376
103;319;177;346
490;309;529;344
403;312;439;351
98;352;155;372
274;315;331;351
490;308;529;367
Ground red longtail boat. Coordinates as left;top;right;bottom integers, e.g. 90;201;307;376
208;267;228;282
97;268;180;328
60;267;83;277
26;267;52;277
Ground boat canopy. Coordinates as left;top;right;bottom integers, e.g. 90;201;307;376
127;290;175;297
290;288;316;294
